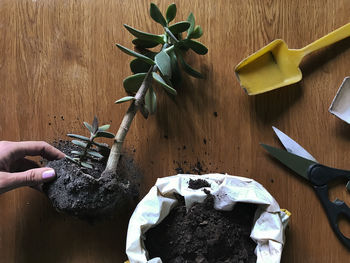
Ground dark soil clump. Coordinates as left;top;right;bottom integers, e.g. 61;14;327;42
188;179;210;189
145;195;257;263
43;141;140;221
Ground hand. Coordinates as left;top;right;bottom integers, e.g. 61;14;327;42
0;141;65;194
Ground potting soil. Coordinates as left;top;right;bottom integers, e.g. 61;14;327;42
145;193;257;263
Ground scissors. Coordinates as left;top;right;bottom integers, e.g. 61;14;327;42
261;126;350;249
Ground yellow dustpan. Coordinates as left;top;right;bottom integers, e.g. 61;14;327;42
235;23;350;95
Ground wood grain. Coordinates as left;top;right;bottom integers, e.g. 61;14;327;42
1;0;350;262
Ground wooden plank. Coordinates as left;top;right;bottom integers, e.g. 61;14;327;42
1;0;350;262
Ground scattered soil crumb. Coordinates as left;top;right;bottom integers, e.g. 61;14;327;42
188;179;210;189
145;195;257;263
192;161;204;174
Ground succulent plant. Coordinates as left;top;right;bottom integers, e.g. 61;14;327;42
115;3;207;115
65;3;207;175
65;116;114;169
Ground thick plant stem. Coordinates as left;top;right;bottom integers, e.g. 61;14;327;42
104;66;155;174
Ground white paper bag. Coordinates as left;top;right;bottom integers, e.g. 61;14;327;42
126;174;290;263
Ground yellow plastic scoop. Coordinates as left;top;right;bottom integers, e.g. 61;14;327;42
235;23;350;95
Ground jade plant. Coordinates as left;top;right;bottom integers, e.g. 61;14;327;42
105;2;207;174
44;2;207;220
65;2;207;176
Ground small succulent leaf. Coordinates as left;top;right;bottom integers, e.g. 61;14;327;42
168;21;190;34
87;150;103;159
187;12;195;36
65;155;79;164
83;122;93;133
155;51;171;78
67;134;90;142
92;141;110;150
92;116;99;134
169;51;182;85
124;24;165;44
132;38;160;48
166;3;177;23
116;44;155;65
115;96;136;104
72;140;88;148
188;25;203;39
178;54;203;78
145;87;157;114
73;158;80;162
183;39;208;55
150;3;167;27
152;72;177;95
81;162;93;169
139;104;149;119
130;59;152;74
123;73;147;93
98;124;110;132
71;150;84;156
96;131;115;138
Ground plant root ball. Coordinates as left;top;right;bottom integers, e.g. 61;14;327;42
43;142;140;221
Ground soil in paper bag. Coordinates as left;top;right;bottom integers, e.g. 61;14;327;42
145;187;257;263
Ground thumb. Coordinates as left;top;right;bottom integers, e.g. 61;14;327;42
0;168;56;194
13;168;57;187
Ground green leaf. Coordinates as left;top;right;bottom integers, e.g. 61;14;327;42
124;24;165;44
150;3;167;27
81;162;93;169
87;150;103;159
92;116;99;134
65;155;80;164
178;54;203;78
155;51;171;78
116;44;155;65
92;141;110;150
123;73;147;93
98;124;110;131
182;39;208;55
96;131;115;138
115;96;135;104
71;150;84;156
152;72;177;95
130;59;152;74
83;122;93;133
168;21;190;35
188;25;203;39
67;134;90;142
169;51;182;85
72;140;88;148
166;3;176;23
145;87;157;114
187;13;195;36
132;38;160;48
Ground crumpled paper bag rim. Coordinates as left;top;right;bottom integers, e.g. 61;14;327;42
126;173;290;263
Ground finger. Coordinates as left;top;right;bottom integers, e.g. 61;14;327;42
9;141;65;161
9;158;39;172
0;168;56;194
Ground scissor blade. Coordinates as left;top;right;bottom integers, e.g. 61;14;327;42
272;126;317;162
260;143;317;180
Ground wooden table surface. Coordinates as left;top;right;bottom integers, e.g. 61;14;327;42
1;0;350;262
